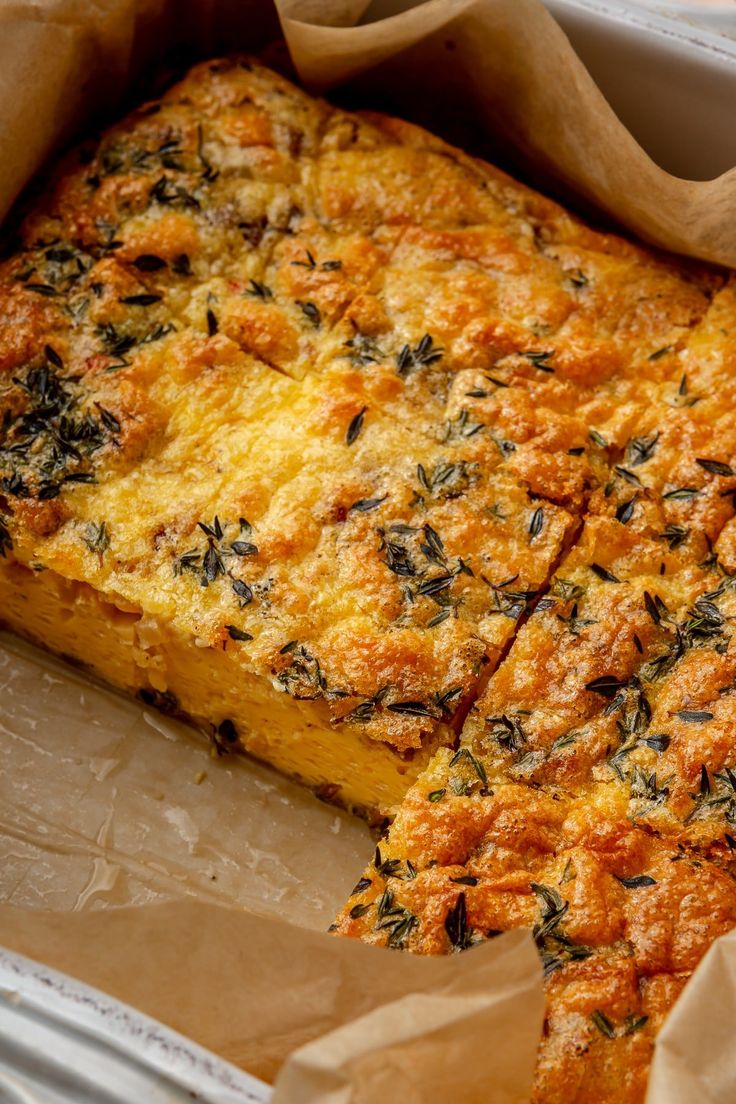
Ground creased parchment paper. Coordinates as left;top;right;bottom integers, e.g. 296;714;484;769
647;927;736;1104
1;1;736;1101
0;903;543;1103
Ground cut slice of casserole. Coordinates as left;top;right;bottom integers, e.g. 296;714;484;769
0;332;575;813
0;57;596;815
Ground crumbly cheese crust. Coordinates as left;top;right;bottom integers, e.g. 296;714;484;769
0;59;588;766
1;56;736;1103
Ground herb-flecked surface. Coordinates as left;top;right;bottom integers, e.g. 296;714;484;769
1;57;736;1104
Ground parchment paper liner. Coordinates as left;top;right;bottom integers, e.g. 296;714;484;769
0;901;543;1103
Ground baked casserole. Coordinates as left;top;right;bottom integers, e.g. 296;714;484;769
2;57;736;1102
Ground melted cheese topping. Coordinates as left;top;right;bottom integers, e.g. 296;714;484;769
2;57;736;1103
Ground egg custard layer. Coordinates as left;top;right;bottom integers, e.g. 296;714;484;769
2;57;736;1101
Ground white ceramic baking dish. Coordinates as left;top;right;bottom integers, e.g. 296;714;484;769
0;946;272;1104
546;0;736;178
364;0;736;179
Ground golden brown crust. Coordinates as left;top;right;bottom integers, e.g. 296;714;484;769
1;57;582;760
335;772;736;1103
2;56;736;1102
